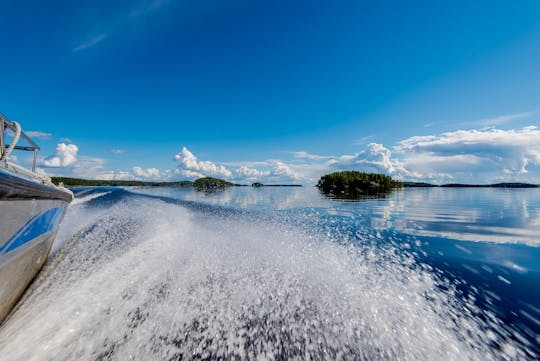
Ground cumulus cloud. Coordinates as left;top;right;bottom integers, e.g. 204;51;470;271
233;161;305;183
133;166;160;179
281;126;540;183
174;147;233;179
44;125;540;185
395;126;540;181
39;142;111;179
236;166;270;180
328;143;414;179
170;147;306;183
39;155;107;179
269;160;302;180
43;143;79;167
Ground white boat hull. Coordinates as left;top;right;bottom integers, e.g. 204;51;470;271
0;170;72;323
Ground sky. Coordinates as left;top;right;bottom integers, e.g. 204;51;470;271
1;0;540;184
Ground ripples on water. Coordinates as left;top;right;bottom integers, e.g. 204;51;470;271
0;187;539;360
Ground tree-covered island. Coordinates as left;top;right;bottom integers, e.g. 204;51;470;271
193;177;233;191
317;171;403;199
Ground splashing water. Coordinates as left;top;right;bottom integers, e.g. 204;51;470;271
0;189;533;360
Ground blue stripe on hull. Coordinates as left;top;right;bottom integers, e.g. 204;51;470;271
0;208;65;255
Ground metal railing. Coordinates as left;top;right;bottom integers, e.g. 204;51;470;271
0;113;41;173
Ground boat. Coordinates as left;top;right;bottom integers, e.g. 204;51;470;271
0;113;73;324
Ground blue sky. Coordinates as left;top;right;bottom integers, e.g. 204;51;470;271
1;0;540;184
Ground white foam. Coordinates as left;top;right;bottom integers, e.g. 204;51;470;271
71;191;112;206
0;197;523;360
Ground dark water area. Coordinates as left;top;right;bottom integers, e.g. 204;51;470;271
0;186;539;360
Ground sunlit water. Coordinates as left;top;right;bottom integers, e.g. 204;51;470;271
1;186;539;360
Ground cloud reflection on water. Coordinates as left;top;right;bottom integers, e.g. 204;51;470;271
130;186;540;246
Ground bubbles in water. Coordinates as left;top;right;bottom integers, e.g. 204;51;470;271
0;191;531;360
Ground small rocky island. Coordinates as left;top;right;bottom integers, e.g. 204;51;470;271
317;171;402;199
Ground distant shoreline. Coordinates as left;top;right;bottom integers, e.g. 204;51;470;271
50;177;303;188
403;182;539;188
50;177;538;189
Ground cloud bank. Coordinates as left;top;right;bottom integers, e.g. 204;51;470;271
39;126;540;185
395;126;540;182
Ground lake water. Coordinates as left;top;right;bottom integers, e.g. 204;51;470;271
0;186;539;360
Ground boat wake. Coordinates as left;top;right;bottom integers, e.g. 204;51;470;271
0;189;530;360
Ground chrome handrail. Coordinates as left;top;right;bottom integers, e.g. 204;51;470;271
0;113;40;172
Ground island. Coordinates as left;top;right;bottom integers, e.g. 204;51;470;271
251;183;302;187
317;171;402;199
193;177;232;191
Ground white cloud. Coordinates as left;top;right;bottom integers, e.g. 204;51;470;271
41;125;540;185
43;143;79;167
40;143;112;179
280;126;540;184
73;33;108;52
71;157;107;178
171;148;306;183
236;166;270;180
232;161;306;183
327;143;414;180
25;131;52;139
395;126;540;182
269;160;302;180
174;147;233;179
39;155;107;180
133;166;160;179
60;137;72;143
94;167;161;181
96;171;133;181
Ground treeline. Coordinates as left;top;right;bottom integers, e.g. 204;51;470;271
317;171;402;198
51;177;193;187
193;177;232;190
403;182;539;188
51;176;304;189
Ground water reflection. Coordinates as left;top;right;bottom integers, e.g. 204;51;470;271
130;186;540;246
130;186;325;210
318;187;395;200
